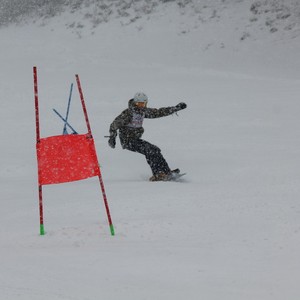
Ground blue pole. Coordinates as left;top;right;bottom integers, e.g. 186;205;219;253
52;108;78;134
63;83;74;135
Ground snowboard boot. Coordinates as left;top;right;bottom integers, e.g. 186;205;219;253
149;169;180;181
149;172;171;181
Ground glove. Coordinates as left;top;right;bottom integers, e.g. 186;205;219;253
108;136;116;148
175;102;187;111
108;131;117;149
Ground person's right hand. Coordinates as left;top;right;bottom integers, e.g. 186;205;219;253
108;135;116;148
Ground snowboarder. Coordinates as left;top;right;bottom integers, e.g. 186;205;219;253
107;92;187;181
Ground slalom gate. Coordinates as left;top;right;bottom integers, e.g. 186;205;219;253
33;67;114;236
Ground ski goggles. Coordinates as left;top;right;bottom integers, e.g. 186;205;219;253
135;101;147;108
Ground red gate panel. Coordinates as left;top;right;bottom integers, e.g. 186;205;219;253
37;133;100;185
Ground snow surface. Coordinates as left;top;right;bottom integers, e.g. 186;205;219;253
1;2;300;299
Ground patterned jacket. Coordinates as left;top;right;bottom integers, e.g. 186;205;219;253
109;99;177;147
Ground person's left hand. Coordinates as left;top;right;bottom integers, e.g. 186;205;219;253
175;102;187;111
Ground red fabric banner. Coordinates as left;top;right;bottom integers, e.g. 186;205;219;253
37;133;100;185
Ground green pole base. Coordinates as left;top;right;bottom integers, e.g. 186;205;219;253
110;224;115;236
40;224;45;236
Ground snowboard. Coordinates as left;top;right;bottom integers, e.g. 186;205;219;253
169;172;186;181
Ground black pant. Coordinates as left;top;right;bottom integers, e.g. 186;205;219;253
123;139;171;176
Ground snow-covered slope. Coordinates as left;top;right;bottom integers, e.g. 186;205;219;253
1;1;300;300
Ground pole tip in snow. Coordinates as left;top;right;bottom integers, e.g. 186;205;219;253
110;224;115;236
40;224;45;236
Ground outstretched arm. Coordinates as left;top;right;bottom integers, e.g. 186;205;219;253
145;102;187;118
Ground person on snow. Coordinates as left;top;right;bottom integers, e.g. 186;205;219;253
107;92;187;181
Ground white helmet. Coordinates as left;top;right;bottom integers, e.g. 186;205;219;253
133;92;148;103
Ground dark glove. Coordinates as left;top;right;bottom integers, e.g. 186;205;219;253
175;102;187;111
108;131;117;149
108;136;116;148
